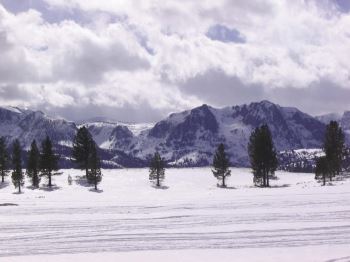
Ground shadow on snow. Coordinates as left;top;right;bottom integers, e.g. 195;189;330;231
39;185;61;192
151;185;169;190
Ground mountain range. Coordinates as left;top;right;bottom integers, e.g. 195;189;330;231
0;101;349;168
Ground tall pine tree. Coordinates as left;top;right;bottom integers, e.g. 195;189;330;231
149;152;165;187
11;139;24;193
27;140;41;188
212;143;231;187
87;141;102;190
248;124;278;187
72;126;93;177
324;121;345;181
40;136;59;188
0;137;9;183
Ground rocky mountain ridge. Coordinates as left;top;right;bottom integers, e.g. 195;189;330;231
0;101;348;168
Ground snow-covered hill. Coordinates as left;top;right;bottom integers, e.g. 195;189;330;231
1;101;347;167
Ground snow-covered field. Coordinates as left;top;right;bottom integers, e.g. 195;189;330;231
1;168;350;261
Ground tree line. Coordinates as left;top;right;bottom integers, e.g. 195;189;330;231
210;121;347;188
0;136;59;193
0;126;102;193
147;123;279;188
0;120;347;192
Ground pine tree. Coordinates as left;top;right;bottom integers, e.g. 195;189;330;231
324;121;345;181
149;152;165;187
0;137;9;183
26;140;41;188
248;124;278;187
11;139;24;193
212;143;231;187
315;156;329;186
87;141;102;190
40;136;59;188
72;126;93;177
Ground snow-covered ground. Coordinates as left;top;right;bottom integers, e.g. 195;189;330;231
1;168;350;261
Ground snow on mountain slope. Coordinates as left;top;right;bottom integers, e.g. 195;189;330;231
127;101;327;166
315;110;350;142
82;122;119;149
82;121;153;150
278;148;325;172
315;112;342;124
0;107;77;149
316;111;350;131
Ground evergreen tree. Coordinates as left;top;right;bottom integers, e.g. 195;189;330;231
212;143;231;187
315;156;330;186
248;124;278;187
11;139;24;193
149;152;165;187
72;126;93;177
87;141;102;190
0;137;9;183
26;140;41;188
40;136;59;188
324;121;345;181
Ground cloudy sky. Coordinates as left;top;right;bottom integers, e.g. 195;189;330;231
0;0;350;122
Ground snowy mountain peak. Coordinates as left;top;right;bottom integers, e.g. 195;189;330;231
256;100;276;107
0;106;23;114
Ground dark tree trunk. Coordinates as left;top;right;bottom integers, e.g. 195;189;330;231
18;183;21;193
266;172;270;187
85;167;88;178
323;174;326;186
48;174;52;187
263;171;266;187
1;172;4;183
94;181;97;190
222;175;226;187
157;173;160;187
